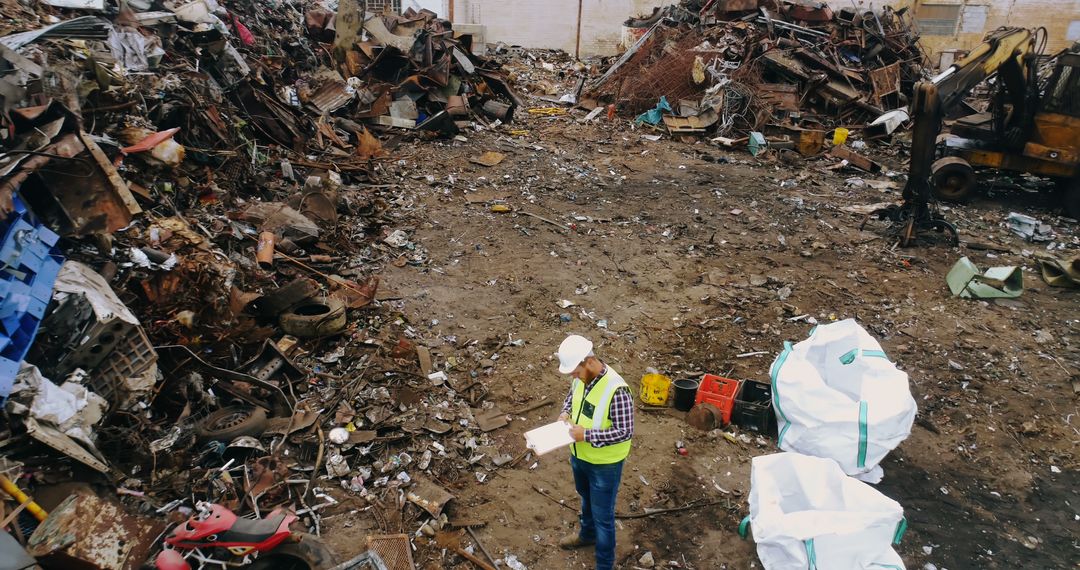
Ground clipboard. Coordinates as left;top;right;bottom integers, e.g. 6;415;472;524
524;421;575;455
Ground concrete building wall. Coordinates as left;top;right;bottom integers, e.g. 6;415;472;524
452;0;672;57
443;0;1079;60
402;0;448;17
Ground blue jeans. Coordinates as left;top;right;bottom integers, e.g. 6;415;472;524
571;456;624;570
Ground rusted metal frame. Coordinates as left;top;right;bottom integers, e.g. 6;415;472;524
153;344;295;413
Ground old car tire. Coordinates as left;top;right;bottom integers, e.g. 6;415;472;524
279;296;347;338
931;156;977;202
194;406;269;442
249;534;337;570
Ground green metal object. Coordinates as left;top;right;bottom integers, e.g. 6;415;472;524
749;132;767;156
946;256;1023;298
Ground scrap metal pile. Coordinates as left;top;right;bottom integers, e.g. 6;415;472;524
0;1;526;569
585;0;927;140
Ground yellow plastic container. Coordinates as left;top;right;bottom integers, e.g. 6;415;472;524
832;127;849;146
640;373;672;406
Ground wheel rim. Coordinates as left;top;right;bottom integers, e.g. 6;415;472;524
932;158;975;201
210;410;251;431
935;173;970;200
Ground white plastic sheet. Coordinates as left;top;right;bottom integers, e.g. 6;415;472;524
744;453;907;570
770;319;916;482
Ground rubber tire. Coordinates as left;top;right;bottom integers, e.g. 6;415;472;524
1065;176;1080;220
194;406;269;442
279;296;347;338
248;534;337;570
931;157;977;202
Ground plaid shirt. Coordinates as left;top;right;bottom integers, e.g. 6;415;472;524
561;366;635;447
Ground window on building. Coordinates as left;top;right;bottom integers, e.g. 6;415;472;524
916;3;961;36
365;0;402;13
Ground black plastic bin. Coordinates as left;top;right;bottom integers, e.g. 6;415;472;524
732;380;777;436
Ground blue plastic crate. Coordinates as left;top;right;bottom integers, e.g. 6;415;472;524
0;358;19;397
0;195;64;400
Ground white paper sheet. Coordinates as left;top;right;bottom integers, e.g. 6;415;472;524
524;421;575;455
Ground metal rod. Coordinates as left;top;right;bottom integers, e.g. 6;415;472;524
467;526;500;568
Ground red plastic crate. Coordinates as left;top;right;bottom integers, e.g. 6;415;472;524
695;374;741;425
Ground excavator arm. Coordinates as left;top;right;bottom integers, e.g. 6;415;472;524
862;27;1039;246
904;27;1036;205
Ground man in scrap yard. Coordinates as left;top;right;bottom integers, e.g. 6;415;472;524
555;334;635;570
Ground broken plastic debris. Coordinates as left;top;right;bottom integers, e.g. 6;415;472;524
328;427;349;444
1006;212;1053;242
384;229;411;247
503;554;528;570
326;452;350;477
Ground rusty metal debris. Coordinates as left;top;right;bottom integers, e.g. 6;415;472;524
26;490;166;569
587;0;927;139
366;533;416;570
0;1;535;568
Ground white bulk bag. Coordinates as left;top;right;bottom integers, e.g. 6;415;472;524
770;319;916;482
742;452;907;570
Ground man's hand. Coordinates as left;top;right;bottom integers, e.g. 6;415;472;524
569;424;586;442
558;412;570;423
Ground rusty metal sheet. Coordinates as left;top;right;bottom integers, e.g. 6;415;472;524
785;3;833;22
868;61;901;103
367;534;415;570
406;476;454;517
309;80;355;114
714;0;758;11
78;130;141;215
23;132;136;237
762;52;810;81
355;90;392;119
830;145;881;172
757;83;800;112
230;80;303;147
27;490;166;569
24;417;110;473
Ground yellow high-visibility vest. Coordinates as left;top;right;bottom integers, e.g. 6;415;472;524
570;369;632;464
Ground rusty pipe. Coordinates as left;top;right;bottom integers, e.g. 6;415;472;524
256;231;276;270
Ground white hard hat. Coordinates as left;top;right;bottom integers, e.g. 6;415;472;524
557;335;593;374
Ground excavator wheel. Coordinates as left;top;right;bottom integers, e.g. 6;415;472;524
931;157;977;202
1064;176;1080;220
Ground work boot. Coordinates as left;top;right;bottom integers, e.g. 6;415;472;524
558;533;595;549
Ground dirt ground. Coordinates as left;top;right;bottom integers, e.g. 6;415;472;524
317;113;1078;569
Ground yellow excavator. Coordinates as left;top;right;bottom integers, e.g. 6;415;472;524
865;27;1080;246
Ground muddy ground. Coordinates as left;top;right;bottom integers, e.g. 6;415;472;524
318;114;1078;569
